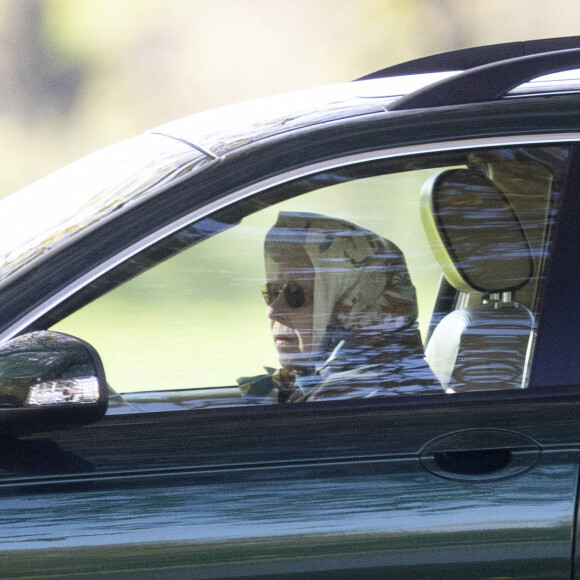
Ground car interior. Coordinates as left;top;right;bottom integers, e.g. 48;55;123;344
44;146;567;411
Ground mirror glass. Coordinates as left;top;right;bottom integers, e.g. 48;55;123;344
0;331;105;408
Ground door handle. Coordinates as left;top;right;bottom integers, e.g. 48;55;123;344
419;429;540;482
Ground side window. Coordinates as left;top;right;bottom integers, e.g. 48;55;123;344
52;146;569;408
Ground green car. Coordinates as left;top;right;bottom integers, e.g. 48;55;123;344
1;37;580;578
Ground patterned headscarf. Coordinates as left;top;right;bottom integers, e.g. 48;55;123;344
264;212;419;358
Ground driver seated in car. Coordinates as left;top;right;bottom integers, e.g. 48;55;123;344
238;212;441;403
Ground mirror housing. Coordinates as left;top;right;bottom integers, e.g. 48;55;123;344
0;331;108;434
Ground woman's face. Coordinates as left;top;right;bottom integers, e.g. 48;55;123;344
266;246;316;371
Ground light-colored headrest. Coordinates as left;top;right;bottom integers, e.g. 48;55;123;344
421;168;533;294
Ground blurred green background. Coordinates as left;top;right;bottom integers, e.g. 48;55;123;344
1;0;579;199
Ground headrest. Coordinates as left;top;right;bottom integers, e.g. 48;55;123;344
421;168;533;294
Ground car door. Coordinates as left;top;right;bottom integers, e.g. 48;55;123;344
0;135;580;580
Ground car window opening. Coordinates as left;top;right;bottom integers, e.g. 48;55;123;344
49;145;569;410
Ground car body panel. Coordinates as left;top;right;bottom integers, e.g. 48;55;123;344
1;392;579;578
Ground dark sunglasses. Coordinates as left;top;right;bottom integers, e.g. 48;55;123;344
261;281;306;309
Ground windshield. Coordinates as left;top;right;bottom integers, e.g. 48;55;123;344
0;133;209;282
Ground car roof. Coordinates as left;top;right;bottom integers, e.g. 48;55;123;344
360;36;580;78
149;72;457;158
155;37;580;156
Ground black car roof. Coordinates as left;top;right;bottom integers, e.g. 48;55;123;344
360;36;580;78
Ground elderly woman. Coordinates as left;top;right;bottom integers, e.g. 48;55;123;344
238;211;441;403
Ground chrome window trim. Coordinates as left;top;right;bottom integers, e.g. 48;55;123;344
2;132;579;343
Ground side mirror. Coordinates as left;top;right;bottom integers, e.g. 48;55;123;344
0;331;108;434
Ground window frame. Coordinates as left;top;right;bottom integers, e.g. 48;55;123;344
1;134;578;404
40;142;575;401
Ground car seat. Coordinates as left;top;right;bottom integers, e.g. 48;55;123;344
420;168;535;393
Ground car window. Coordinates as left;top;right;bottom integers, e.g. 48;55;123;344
52;145;570;409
